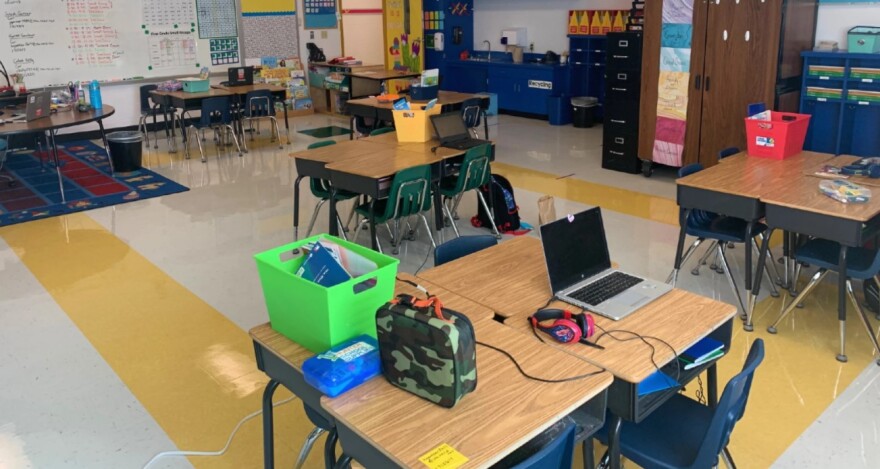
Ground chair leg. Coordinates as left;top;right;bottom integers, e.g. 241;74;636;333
476;190;502;239
753;239;780;298
352;218;368;245
336;213;348;241
767;269;829;334
721;447;737;469
846;279;880;365
443;199;461;238
582;440;595;469
344;204;357;232
691;240;718;276
717;243;748;317
420;213;437;249
666;237;704;285
294;427;326;469
875;274;880;321
271;116;283;149
224;124;243;156
305;199;328;238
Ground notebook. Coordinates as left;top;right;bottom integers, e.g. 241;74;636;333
430;111;489;150
540;207;672;320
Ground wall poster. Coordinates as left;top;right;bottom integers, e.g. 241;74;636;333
652;0;694;167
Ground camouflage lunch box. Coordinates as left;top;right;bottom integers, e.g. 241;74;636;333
375;294;477;408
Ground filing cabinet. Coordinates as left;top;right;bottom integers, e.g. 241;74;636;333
602;32;643;174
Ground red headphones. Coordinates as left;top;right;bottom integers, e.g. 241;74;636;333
528;309;595;344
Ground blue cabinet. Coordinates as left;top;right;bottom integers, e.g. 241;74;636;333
569;35;606;119
800;51;880;157
444;64;488;93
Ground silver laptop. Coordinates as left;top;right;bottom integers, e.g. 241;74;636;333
11;91;51;122
540;207;672;320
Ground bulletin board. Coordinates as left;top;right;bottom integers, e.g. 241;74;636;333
304;0;339;29
383;0;424;73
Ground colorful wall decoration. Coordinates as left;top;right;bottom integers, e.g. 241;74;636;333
384;0;424;75
304;0;338;29
241;0;296;16
652;0;694;167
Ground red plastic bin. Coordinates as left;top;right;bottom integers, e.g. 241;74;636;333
744;111;811;160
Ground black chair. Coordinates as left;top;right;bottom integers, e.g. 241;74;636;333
240;89;283;151
461;97;485;139
137;84;170;149
434;235;498;266
590;339;765;469
184;96;243;162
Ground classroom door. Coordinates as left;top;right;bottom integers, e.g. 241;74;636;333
340;0;385;65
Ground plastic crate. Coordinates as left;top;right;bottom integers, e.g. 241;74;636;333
744;111;811;160
180;78;209;93
254;234;399;353
392;106;442;142
849;26;880;54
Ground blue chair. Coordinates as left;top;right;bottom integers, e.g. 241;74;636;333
240;89;284;151
184;96;242;162
137;84;171;150
0;138;13;186
590;339;765;469
369;127;395;137
304;140;358;239
669;164;780;316
767;239;880;363
461;97;485;139
295;404;338;469
493;422;575;469
434;235;498;266
691;147;744;277
718;147;740;160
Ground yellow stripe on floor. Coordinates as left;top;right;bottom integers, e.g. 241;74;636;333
0;214;321;468
492;162;680;226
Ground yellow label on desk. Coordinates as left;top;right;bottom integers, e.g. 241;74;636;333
419;443;469;469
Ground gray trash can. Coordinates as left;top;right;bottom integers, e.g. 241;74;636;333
106;131;144;172
571;97;598;128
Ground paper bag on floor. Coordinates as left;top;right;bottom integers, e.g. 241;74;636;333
538;195;556;226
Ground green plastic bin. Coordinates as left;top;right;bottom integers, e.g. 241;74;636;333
848;26;880;54
254;234;399;353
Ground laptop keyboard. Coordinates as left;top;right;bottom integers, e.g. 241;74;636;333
568;272;643;306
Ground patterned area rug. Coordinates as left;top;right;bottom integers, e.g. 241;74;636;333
0;140;188;227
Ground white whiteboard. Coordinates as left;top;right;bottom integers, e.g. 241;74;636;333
0;0;242;88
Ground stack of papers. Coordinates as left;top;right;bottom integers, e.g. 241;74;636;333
679;337;725;370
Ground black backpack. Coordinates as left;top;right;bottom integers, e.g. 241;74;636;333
864;278;879;314
472;174;521;233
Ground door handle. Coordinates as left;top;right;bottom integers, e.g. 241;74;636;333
694;74;702;90
705;76;711;91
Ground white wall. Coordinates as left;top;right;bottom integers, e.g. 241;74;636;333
816;4;880;46
473;0;630;54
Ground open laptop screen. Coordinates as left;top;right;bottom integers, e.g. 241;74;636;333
540;207;612;294
430;112;469;143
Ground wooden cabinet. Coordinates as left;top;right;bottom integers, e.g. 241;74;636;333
639;0;817;169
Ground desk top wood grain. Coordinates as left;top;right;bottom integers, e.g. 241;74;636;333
765;159;880;221
346;69;422;81
418;237;737;383
0;105;115;137
321;275;611;469
290;139;391;164
676;151;835;199
151;89;232;100
347;91;487;110
325;146;448;178
212;83;286;95
804;155;880;188
249;323;314;371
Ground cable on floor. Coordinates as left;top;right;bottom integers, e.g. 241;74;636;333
141;396;297;469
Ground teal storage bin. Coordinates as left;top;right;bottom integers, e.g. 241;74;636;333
180;78;210;93
254;234;399;353
476;92;498;116
849;26;880;54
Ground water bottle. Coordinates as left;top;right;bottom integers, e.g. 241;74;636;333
89;80;102;110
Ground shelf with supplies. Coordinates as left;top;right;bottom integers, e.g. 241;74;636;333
800;51;880;157
569;35;608;120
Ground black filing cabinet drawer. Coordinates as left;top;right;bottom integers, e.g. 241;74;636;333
605;83;641;104
607;32;643;70
605;102;640;128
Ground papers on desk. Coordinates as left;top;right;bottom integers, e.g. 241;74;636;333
679;337;725;370
295;239;379;288
638;370;680;396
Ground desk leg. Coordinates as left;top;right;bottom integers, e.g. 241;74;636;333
607;414;623;469
262;379;280;469
349;116;355;140
98;119;115;176
743;222;755;331
782;231;791;290
746;227;773;332
837;245;848;363
325;427;339;469
483;111;489;140
329;187;340;237
294;175;304;240
432;181;443;233
670;209;691;287
48;130;66;204
369;199;379;251
284;105;291;145
707;364;718;407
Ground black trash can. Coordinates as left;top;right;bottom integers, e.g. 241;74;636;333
572;97;598;128
106;131;144;173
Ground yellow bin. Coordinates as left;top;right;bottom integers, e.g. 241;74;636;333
392;106;442;142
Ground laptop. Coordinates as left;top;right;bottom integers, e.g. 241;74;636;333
430;112;490;150
11;91;51;122
226;66;254;86
540;207;672;320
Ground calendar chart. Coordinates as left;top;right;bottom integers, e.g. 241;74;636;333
143;0;197;28
304;0;338;29
197;0;239;38
210;38;240;65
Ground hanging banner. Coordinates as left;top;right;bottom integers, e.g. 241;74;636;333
383;0;423;92
241;0;296;16
652;0;694;167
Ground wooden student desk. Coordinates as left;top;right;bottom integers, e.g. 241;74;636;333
323;274;613;469
289;134;472;244
417;236;737;469
0;104;116;202
674;151;835;329
250;275;612;469
750;158;880;362
346;91;490;139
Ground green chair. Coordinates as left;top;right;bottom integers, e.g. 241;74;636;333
352;164;436;254
369;127;395;137
438;143;500;238
305;140;358;238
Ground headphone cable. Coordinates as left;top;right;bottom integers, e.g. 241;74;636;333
477;340;605;383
